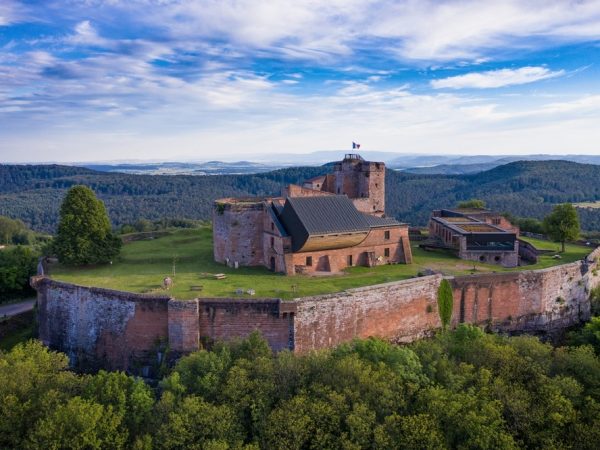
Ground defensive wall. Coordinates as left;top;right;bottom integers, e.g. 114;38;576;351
32;246;600;374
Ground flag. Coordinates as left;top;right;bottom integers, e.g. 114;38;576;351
352;142;361;149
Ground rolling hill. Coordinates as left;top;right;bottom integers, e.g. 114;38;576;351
1;160;600;232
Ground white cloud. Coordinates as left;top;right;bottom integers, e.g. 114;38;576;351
0;0;26;26
115;0;600;62
431;66;565;89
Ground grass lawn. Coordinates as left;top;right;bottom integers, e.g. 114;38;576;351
49;227;594;300
517;236;592;269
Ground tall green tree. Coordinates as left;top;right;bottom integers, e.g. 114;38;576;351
53;185;121;265
543;203;580;252
437;279;454;331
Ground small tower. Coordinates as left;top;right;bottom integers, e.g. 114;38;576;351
332;154;385;216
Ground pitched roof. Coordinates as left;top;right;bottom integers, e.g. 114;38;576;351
280;195;370;237
362;214;402;228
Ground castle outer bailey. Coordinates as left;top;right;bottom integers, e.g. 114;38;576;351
213;154;412;275
32;245;600;376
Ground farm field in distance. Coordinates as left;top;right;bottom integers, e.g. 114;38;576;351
49;227;594;300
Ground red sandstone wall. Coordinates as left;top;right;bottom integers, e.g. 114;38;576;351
293;249;600;352
283;184;334;198
293;275;443;352
198;298;293;351
168;299;199;353
33;247;600;371
33;277;170;374
289;225;411;274
262;210;289;273
213;201;265;267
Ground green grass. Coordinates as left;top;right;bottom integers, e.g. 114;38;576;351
49;227;593;300
517;236;591;269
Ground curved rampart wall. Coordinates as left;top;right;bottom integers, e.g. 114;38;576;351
33;246;600;372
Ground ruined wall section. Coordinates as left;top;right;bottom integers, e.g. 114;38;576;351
33;277;170;374
452;248;600;334
293;275;443;352
283;184;334;198
168;299;199;355
213;199;265;267
197;298;295;351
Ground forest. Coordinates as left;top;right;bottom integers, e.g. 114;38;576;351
1;316;600;449
1;160;600;232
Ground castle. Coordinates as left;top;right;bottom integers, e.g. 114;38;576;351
213;154;413;275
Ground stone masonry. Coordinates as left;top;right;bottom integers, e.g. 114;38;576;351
33;246;600;373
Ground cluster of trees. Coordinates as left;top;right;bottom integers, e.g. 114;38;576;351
0;216;35;245
0;246;37;300
0;216;48;301
119;218;203;235
2;160;599;232
2;326;600;449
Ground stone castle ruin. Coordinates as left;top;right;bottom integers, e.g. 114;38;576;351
212;154;412;275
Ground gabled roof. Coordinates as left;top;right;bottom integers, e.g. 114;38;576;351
362;214;402;228
278;195;373;252
280;195;370;237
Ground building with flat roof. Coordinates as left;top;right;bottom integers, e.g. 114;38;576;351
427;208;519;267
212;154;412;275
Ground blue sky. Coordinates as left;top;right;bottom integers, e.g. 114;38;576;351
1;0;600;162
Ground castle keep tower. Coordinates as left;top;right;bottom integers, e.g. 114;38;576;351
332;154;385;216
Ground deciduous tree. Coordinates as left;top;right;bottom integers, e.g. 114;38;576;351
543;203;580;252
53;185;121;265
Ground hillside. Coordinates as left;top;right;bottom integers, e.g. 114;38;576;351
1;160;600;232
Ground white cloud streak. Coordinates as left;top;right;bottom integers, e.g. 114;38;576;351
431;66;565;89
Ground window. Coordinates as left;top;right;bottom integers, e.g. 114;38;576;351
384;230;390;240
347;255;353;266
306;256;313;266
494;255;501;262
492;218;501;225
479;255;486;262
270;237;274;248
271;222;274;231
384;248;390;257
337;188;340;194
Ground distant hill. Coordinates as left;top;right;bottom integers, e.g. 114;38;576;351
399;162;501;175
395;155;600;174
1;160;599;232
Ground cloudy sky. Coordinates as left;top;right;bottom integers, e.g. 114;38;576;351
1;0;600;162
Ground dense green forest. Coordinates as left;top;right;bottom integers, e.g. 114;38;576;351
2;320;600;449
1;160;600;232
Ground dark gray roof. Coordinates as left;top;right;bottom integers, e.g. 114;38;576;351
362;214;401;228
280;195;370;237
268;204;288;236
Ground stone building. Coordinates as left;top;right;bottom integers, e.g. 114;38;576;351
427;208;519;267
213;154;412;275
